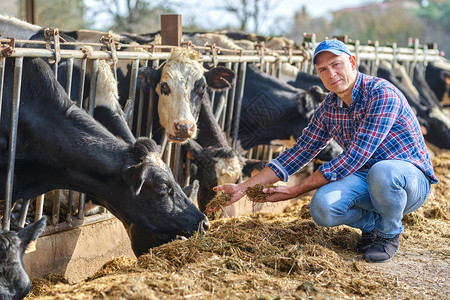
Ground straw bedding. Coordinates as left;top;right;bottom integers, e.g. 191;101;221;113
26;151;450;299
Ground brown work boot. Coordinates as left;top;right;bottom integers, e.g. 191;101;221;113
363;234;400;263
356;229;377;254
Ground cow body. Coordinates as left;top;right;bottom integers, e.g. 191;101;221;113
1;56;208;256
377;62;450;149
0;216;46;300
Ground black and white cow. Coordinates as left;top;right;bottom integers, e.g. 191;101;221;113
1;56;208;256
135;47;244;212
0;216;46;300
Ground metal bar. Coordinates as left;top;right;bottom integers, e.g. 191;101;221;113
77;58;87;108
64;57;74;95
34;194;44;222
232;62;247;150
77;193;86;220
66;190;74;222
18;198;31;228
136;89;144;137
225;62;239;139
145;60;159;137
51;190;62;225
3;57;23;231
0;58;5;119
127;59;140;129
88;59;99;116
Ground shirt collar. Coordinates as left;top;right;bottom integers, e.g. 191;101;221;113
326;71;363;108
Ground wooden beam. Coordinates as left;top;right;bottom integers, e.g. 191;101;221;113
161;14;182;48
25;0;35;24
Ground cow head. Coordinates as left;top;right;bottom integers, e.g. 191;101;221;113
0;216;47;300
137;47;235;143
186;139;243;212
116;138;209;252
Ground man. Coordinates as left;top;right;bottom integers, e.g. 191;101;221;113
213;39;437;263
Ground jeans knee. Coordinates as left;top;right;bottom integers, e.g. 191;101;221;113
368;162;401;189
310;194;335;227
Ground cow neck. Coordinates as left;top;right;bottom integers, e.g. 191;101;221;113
195;96;229;148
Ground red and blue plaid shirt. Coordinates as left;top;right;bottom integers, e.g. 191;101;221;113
268;72;438;184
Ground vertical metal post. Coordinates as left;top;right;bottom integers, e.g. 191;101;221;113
226;62;239;139
77;58;87;108
145;60;159;138
0;58;5;117
3;57;23;231
34;195;44;222
232;61;247;150
18;198;31;228
127;59;140;129
88;59;99;116
65;57;74;95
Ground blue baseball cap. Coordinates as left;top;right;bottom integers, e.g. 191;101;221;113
312;40;353;65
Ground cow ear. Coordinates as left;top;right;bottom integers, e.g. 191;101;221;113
123;162;150;196
18;216;47;254
186;139;204;161
137;67;162;90
204;66;235;90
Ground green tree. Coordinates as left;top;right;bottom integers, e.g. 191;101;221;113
86;0;175;33
18;0;85;29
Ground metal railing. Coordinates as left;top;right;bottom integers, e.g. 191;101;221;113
0;34;445;234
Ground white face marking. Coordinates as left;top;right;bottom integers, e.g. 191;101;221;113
157;48;204;139
148;152;167;170
214;156;243;186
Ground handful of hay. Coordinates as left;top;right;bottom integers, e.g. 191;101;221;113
245;184;276;202
206;191;232;218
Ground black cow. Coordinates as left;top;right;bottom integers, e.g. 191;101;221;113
1;56;208;256
377;62;450;149
0;216;46;300
288;70;327;92
238;63;342;161
425;60;450;106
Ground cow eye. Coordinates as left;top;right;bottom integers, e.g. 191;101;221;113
156;183;171;197
160;82;171;95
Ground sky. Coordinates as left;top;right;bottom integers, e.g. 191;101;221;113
86;0;382;35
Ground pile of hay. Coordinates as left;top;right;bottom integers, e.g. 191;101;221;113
26;151;450;299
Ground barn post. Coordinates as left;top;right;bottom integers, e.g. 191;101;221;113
3;57;23;230
25;0;35;24
161;14;182;47
160;14;184;184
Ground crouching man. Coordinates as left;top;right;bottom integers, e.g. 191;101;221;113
214;40;437;263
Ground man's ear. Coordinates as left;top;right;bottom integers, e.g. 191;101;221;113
349;55;357;70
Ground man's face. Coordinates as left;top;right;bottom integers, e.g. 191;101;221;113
315;52;357;96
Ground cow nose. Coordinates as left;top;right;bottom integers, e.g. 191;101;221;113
174;121;195;137
198;217;210;234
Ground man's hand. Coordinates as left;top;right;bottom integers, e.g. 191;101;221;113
259;185;300;203
212;184;246;208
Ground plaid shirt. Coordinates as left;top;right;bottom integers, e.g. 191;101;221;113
268;72;438;184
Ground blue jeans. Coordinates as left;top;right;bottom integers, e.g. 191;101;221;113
309;160;431;238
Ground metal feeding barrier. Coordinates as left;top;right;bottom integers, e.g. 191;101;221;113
0;30;444;235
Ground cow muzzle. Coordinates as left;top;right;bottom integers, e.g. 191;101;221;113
169;120;196;142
